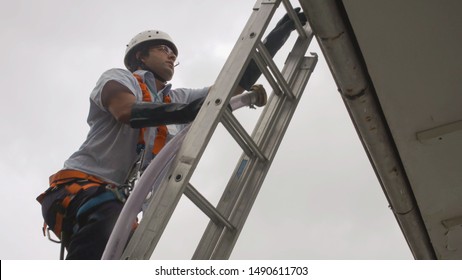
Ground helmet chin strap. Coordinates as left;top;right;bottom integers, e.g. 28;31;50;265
154;73;168;84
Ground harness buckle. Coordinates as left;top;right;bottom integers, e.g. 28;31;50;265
46;228;61;244
106;184;131;202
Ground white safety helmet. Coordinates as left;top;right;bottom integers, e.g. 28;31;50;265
124;30;178;72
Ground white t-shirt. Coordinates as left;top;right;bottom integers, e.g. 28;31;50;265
63;68;209;185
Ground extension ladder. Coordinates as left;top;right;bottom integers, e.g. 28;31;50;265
121;0;317;259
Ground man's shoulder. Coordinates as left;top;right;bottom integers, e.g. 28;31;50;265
96;68;139;88
91;68;140;101
101;68;133;78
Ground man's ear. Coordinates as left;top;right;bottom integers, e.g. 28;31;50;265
136;51;145;63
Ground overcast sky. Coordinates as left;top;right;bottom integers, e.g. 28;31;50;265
0;0;413;260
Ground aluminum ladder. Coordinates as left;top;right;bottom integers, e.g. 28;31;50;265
121;0;317;260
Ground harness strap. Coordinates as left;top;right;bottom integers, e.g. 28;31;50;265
76;191;117;218
41;170;110;239
49;169;105;187
133;73;171;156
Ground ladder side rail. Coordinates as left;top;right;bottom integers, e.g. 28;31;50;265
209;55;318;260
192;32;316;259
121;0;281;260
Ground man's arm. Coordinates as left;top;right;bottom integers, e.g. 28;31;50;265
233;85;245;96
101;80;137;124
238;8;306;91
101;79;206;128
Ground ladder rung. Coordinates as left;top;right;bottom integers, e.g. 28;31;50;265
221;109;267;161
184;183;235;230
253;50;282;96
256;41;295;99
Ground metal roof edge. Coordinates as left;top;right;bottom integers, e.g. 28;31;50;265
299;0;435;259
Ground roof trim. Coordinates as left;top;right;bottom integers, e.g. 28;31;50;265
300;0;435;259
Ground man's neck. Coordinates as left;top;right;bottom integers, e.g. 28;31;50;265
155;79;167;91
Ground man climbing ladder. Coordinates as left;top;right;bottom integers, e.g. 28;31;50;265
37;5;307;259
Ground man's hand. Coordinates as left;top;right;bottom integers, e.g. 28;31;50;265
264;7;307;56
238;7;307;91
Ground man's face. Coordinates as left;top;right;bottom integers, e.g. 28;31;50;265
139;45;177;81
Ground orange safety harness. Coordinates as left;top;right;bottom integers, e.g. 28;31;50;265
133;73;171;155
37;170;110;240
